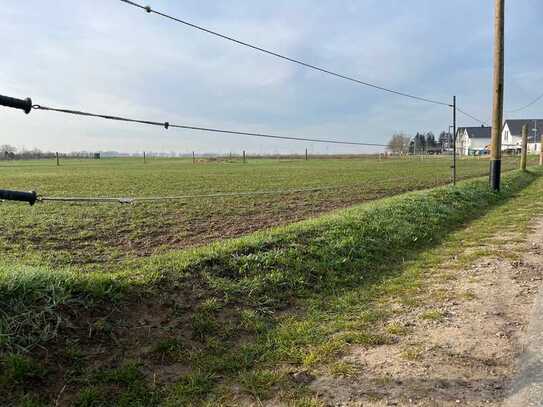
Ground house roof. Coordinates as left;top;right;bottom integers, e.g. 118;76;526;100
457;126;491;139
504;119;543;141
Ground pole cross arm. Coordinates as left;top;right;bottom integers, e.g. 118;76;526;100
0;189;38;205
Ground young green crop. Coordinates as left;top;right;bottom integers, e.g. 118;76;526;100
0;156;532;271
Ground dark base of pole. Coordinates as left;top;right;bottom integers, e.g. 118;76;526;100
489;159;501;191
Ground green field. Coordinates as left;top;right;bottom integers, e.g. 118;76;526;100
0;155;531;270
1;157;542;406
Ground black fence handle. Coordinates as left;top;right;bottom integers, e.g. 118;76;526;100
0;94;32;114
0;189;37;205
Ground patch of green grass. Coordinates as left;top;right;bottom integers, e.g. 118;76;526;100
152;337;186;360
420;309;445;321
16;395;47;407
0;353;44;387
238;369;283;400
198;297;223;314
191;311;219;340
239;309;268;334
74;387;107;407
166;371;216;405
79;363;160;406
290;397;326;407
303;339;346;367
385;322;410;336
93;363;143;385
329;361;361;378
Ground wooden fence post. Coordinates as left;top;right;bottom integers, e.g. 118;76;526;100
521;124;528;171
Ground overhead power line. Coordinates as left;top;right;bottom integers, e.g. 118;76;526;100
456;107;488;126
30;103;387;147
119;0;451;107
506;92;543;114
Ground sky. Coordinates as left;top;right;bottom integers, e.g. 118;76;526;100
2;0;543;154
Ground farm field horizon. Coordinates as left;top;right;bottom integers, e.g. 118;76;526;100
0;155;534;271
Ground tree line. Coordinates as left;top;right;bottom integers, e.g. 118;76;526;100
0;145;99;160
387;131;453;154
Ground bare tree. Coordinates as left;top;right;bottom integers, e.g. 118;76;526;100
387;133;411;154
0;144;16;153
0;144;16;160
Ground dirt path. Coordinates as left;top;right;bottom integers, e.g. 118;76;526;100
309;219;543;406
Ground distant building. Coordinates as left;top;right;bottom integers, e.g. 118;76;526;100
502;119;543;153
456;126;491;156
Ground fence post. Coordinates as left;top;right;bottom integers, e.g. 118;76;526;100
540;137;543;166
56;152;59;166
143;151;146;164
243;150;246;163
305;148;308;161
192;151;195;164
521;124;528;171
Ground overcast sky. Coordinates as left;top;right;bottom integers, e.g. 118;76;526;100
2;0;542;154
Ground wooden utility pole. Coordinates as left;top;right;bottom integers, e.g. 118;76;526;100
540;136;543;166
490;0;505;191
521;124;528;170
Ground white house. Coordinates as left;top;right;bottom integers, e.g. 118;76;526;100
456;126;491;156
502;119;543;153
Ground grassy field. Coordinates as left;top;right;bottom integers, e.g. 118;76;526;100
0;155;542;405
0;155;533;271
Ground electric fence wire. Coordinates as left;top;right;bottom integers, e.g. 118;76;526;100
32;104;388;147
118;0;488;125
33;173;457;205
37;185;344;204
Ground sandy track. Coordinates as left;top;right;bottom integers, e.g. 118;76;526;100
309;220;543;406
